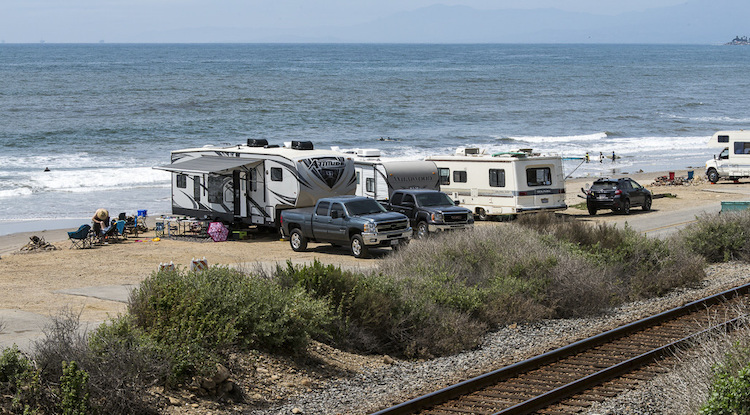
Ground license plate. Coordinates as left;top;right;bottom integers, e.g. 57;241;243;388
541;198;548;203
598;195;608;200
390;239;399;246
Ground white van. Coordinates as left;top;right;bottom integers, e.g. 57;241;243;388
425;148;567;219
705;130;750;183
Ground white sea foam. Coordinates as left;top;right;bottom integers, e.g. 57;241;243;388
506;132;608;143
0;166;170;199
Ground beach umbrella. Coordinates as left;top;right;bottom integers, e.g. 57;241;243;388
207;222;228;242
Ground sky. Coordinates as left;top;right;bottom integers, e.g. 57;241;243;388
0;0;692;43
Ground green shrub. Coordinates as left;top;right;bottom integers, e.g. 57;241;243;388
0;345;33;385
518;213;705;299
129;266;331;380
275;260;486;357
701;343;750;414
59;361;89;415
680;211;750;263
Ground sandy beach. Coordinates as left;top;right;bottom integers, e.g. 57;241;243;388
2;169;750;332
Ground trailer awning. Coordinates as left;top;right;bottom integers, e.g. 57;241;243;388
154;156;260;174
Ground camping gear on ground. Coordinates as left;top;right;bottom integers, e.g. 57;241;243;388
68;224;93;249
208;222;228;242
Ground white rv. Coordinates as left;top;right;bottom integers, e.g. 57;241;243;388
425;148;567;219
334;148;440;201
705;130;750;183
155;140;356;227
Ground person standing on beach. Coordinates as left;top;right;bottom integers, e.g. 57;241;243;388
599;152;604;163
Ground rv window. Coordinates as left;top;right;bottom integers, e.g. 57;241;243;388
193;176;201;201
453;171;467;183
356;171;360;184
316;201;330;216
249;169;257;191
734;142;750;155
208;175;226;204
526;167;552;187
270;167;283;181
438;168;450;185
366;178;375;192
718;135;730;143
176;174;187;189
489;169;505;187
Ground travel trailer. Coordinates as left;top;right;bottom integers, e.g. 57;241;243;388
333;148;440;201
425;148;567;219
705;130;750;183
155;140;356;227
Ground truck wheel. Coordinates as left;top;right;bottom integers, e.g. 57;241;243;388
707;168;719;184
289;228;307;252
587;204;597;215
350;234;369;258
415;221;429;239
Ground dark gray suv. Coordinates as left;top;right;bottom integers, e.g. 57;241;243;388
585;178;652;215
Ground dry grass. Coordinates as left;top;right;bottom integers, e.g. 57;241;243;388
596;305;750;414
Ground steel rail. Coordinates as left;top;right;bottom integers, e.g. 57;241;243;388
493;315;745;415
370;282;750;415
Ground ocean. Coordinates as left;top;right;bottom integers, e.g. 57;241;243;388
2;43;750;234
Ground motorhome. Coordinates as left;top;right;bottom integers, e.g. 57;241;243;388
425;147;567;219
705;130;750;183
155;140;356;227
334;148;440;201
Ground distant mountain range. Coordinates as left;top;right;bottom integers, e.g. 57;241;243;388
137;0;750;44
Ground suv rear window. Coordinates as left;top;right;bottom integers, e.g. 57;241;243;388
591;181;617;191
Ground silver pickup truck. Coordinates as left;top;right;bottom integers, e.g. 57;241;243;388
279;195;412;258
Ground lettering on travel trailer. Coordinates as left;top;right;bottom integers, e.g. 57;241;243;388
425;148;567;219
334;148;440;201
155;140;356;227
705;130;750;183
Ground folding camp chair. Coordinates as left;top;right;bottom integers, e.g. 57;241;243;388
97;222;119;244
112;220;127;242
68;224;93;249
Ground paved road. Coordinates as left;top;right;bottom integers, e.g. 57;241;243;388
606;202;721;239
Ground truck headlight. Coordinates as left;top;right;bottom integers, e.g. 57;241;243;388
364;222;377;232
431;212;444;223
467;212;474;221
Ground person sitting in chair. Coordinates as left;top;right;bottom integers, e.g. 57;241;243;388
92;208;110;236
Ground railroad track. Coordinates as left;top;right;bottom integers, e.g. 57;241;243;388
372;283;750;415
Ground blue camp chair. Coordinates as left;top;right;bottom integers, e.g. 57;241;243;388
98;221;119;244
68;224;93;249
113;220;127;242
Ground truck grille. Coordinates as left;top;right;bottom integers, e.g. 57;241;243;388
445;213;469;223
379;219;409;232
